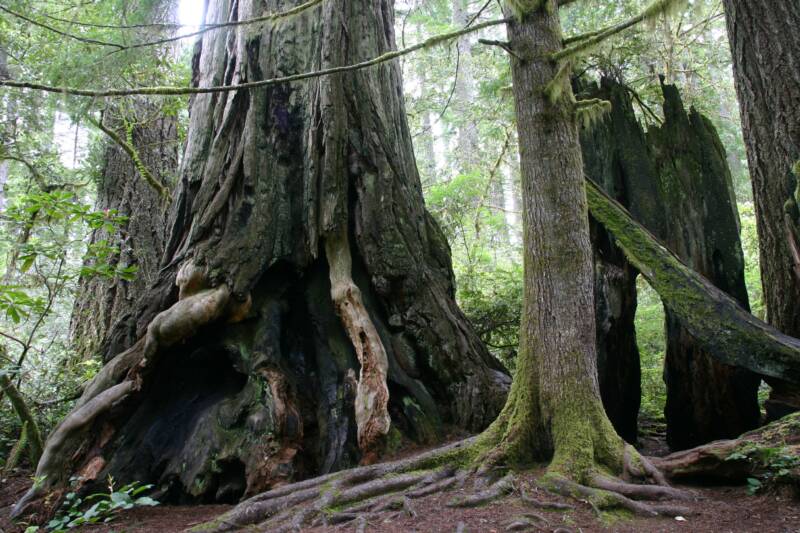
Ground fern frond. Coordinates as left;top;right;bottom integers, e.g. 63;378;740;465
574;98;612;129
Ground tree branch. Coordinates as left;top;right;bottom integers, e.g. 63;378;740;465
108;0;325;54
0;4;124;49
89;116;171;200
556;0;686;61
0;18;510;98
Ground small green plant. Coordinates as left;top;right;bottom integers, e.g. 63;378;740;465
726;443;800;494
44;477;159;532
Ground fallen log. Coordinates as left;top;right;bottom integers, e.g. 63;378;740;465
586;178;800;384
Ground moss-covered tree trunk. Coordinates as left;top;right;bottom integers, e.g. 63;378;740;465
477;2;624;479
722;0;800;420
15;0;508;514
70;102;178;361
648;84;760;449
579;78;759;448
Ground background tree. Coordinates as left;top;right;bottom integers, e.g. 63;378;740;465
722;0;800;419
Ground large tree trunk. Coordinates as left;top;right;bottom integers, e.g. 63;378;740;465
647;83;759;449
722;0;800;420
70;102;178;361
15;0;508;514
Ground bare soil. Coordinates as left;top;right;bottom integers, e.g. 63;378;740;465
3;464;799;533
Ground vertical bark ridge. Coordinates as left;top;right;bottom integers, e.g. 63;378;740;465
722;0;800;419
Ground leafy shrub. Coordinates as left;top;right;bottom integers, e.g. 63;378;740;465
24;478;159;533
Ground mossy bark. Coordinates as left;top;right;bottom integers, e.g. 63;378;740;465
647;83;759;449
579;78;759;449
585;178;800;385
578;78;663;444
479;1;626;481
24;0;508;511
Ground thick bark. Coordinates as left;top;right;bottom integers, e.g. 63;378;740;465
16;0;508;514
579;78;759;448
722;0;800;419
70;101;178;361
647;83;759;449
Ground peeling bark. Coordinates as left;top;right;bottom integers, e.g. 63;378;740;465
325;228;390;461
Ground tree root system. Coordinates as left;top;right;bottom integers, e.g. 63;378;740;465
189;440;698;532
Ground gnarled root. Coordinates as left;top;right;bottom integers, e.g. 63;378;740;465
12;261;251;519
190;439;476;531
325;229;391;462
542;475;692;518
447;473;516;507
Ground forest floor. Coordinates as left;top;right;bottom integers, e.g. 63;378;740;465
2;427;800;533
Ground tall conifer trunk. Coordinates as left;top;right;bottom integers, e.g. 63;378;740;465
477;1;623;475
722;0;800;418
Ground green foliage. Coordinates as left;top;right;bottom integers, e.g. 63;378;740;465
634;278;667;422
726;444;800;495
43;478;159;532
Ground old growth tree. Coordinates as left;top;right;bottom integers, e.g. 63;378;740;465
11;0;800;528
14;0;511;513
722;0;800;418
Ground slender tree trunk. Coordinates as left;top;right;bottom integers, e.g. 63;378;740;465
451;0;479;173
16;0;508;513
70;101;178;361
477;3;623;477
722;0;800;419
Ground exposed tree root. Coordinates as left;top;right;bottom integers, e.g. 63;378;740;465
188;434;700;532
190;439;475;531
447;473;516;507
325;228;391;462
542;475;692;518
520;487;574;510
11;261;253;519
